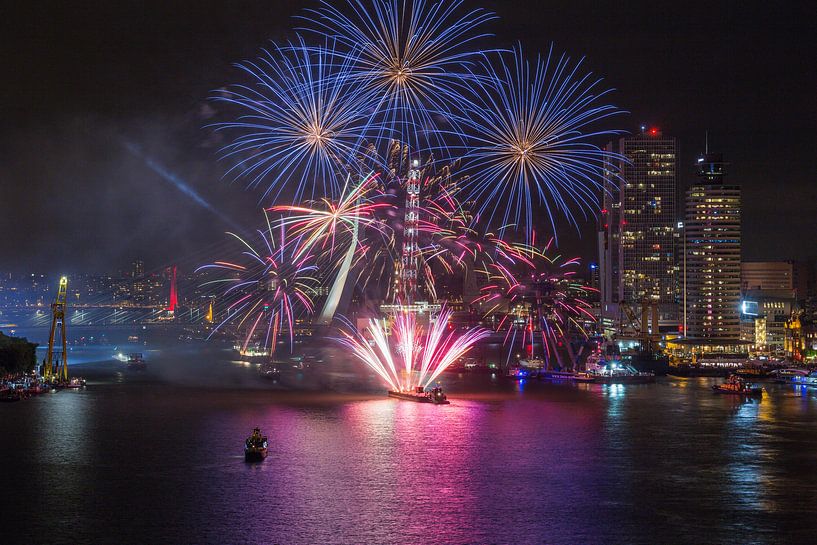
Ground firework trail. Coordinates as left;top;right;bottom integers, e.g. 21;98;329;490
300;0;496;155
474;238;595;368
455;44;625;240
269;172;394;259
336;306;489;391
212;36;376;203
197;213;320;357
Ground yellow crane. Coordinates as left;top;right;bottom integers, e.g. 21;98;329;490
43;276;69;382
205;300;214;324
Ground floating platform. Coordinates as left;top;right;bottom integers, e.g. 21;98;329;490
388;387;450;404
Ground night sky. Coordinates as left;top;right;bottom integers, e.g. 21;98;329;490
2;0;815;276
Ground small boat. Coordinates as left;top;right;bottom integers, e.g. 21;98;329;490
770;368;809;383
518;357;545;370
713;375;763;396
734;366;769;378
259;363;281;380
388;385;450;404
234;344;269;364
791;371;817;386
63;377;86;389
126;353;147;371
585;361;656;384
244;427;268;462
506;365;536;379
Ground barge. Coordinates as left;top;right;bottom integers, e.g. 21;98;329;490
388;386;450;404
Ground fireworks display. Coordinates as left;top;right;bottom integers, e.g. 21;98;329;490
336;307;490;391
197;214;319;356
301;0;496;153
456;45;625;238
201;0;623;391
474;238;596;368
212;37;375;202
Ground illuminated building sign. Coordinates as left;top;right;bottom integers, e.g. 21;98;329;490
741;300;758;316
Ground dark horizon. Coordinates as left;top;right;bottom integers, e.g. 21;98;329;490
2;0;815;276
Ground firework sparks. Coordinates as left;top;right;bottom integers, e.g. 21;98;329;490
212;37;375;203
197;213;320;358
457;44;625;239
474;238;595;368
269;172;394;260
300;0;496;153
336;306;489;391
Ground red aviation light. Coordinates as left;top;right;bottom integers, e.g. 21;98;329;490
649;127;660;136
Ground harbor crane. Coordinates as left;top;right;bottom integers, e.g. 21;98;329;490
618;299;661;352
43;276;69;381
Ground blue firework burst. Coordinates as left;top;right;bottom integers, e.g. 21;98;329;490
212;36;377;203
456;44;626;239
299;0;496;157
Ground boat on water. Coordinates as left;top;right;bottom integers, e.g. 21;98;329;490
126;353;147;371
388;386;450;404
234;344;270;364
585;360;656;384
506;356;546;380
506;365;537;379
244;427;268;462
790;370;817;386
538;370;596;383
734;365;770;378
259;363;281;380
770;368;809;383
713;375;763;396
622;349;670;376
62;377;86;389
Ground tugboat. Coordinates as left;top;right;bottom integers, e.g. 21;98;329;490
388;385;450;404
126;353;147;371
63;377;86;389
713;375;763;397
244;427;268;462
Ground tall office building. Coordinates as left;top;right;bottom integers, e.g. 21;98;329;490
741;261;793;292
684;153;741;340
599;127;678;322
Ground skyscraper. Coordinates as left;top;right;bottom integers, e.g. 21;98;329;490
684;153;741;341
599;127;678;322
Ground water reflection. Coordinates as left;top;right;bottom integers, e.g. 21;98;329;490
5;349;817;544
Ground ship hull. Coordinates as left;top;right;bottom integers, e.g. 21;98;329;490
712;386;763;396
244;449;268;462
387;391;450;404
591;374;656;384
539;371;595;382
626;353;670;376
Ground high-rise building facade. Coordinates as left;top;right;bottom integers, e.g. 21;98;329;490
684;153;741;340
741;261;793;292
599;127;678;321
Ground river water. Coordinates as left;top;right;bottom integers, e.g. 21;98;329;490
2;334;817;544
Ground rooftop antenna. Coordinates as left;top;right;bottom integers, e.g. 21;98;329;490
705;130;709;154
